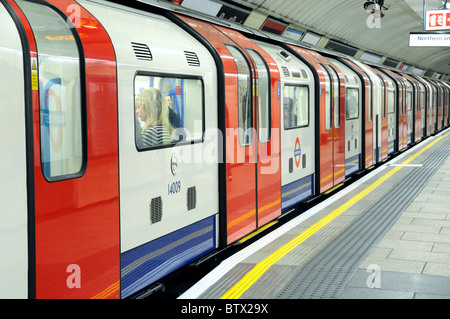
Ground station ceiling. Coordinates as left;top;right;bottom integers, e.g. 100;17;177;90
226;0;450;77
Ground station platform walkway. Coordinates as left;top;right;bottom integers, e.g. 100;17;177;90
180;128;450;299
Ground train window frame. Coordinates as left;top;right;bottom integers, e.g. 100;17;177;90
387;88;396;114
366;74;373;123
133;71;205;152
16;0;87;182
317;63;332;131
283;84;310;130
224;43;254;147
407;90;413;111
246;48;272;143
327;64;341;129
376;74;386;120
345;87;360;120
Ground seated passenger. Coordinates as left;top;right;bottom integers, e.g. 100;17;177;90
135;88;172;147
165;94;186;143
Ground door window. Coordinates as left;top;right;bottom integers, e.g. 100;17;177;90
16;0;85;180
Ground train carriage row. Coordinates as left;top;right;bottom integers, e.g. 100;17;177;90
0;0;449;298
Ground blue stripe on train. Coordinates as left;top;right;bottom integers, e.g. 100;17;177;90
281;174;314;212
121;216;216;298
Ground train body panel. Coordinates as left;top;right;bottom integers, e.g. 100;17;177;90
0;0;449;299
0;2;28;298
81;1;220;298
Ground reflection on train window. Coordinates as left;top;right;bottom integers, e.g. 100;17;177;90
226;44;253;146
421;91;426;110
134;74;203;150
16;0;85;180
327;65;340;129
345;88;359;120
283;85;309;129
317;64;331;130
247;49;271;143
407;91;413;111
387;88;396;114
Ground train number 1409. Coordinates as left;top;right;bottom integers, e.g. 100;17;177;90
168;181;181;195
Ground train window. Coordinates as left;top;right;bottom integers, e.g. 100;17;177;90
317;64;332;130
283;85;309;129
367;76;373;122
387;88;396;114
345;88;359;120
407;91;413;111
226;44;253;146
16;0;85;180
327;65;340;129
421;91;425;110
134;74;203;150
376;75;386;119
247;49;271;143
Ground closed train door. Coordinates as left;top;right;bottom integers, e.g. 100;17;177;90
213;25;282;229
328;58;364;176
172;14;281;245
9;0;120;298
286;46;346;193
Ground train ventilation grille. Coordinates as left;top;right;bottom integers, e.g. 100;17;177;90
300;69;308;78
281;66;290;77
187;187;197;210
184;51;200;67
132;42;153;61
150;196;162;224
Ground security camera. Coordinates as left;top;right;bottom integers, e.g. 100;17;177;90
363;0;388;17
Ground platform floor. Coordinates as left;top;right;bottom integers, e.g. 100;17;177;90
180;128;450;299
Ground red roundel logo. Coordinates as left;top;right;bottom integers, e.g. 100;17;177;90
294;137;301;168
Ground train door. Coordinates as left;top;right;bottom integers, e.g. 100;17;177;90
213;25;282;231
414;75;431;137
328;58;364;175
172;14;281;245
326;63;345;182
427;80;434;135
255;41;316;211
419;82;426;138
404;74;424;143
11;0;120;298
373;69;389;160
368;70;383;164
285;45;346;193
0;1;29;298
434;81;444;130
350;60;386;165
404;77;414;145
397;76;408;151
444;83;450;127
383;72;397;154
428;81;436;133
318;62;346;184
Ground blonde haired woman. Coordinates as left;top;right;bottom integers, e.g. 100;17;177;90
135;88;173;147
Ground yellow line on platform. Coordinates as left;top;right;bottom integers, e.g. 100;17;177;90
221;131;450;299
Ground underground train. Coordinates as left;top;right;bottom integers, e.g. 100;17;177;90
1;0;449;299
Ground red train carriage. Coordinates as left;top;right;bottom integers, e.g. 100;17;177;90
1;0;449;299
